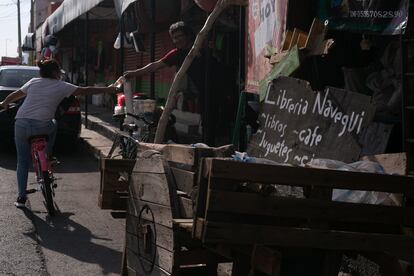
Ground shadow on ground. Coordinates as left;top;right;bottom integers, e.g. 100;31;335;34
0;138;100;174
22;209;122;275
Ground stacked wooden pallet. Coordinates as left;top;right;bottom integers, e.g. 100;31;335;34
99;158;136;210
193;158;414;275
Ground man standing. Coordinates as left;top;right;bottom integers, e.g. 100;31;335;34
123;21;205;113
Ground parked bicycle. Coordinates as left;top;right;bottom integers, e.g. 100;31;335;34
108;112;156;159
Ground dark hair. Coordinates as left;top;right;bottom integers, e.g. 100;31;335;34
169;21;194;38
37;59;61;79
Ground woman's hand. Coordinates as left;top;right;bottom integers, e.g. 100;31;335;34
123;70;135;79
108;76;126;88
0;101;8;110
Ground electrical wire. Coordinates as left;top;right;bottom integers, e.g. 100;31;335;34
0;10;17;19
0;0;29;7
0;0;30;19
0;3;15;7
0;0;27;17
0;11;30;21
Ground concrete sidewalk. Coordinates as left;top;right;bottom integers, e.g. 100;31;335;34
79;104;120;158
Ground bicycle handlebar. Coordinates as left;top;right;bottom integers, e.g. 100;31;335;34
125;112;155;126
0;103;17;113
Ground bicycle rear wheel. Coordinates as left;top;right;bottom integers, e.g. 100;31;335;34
41;171;55;216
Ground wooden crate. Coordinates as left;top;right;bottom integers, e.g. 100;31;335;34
99;142;233;211
99;158;136;210
193;158;414;274
138;143;234;210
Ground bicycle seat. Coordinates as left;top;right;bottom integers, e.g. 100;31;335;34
28;135;49;143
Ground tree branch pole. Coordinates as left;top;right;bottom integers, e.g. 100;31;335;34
17;0;22;60
154;0;248;143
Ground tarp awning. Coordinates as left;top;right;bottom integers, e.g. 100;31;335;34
22;33;35;51
114;0;136;16
46;0;106;35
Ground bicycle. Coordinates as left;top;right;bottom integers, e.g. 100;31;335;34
109;105;177;159
28;135;56;216
1;104;56;216
108;112;156;159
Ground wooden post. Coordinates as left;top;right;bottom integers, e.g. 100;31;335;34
154;0;248;143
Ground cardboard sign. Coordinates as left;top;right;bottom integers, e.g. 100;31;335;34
319;0;408;34
248;77;376;165
245;0;288;93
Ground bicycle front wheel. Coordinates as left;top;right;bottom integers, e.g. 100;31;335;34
42;171;55;216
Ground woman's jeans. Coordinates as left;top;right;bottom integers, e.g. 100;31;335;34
14;118;57;198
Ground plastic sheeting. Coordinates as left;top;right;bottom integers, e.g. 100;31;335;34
113;0;137;17
307;158;403;206
22;33;35;51
43;0;137;37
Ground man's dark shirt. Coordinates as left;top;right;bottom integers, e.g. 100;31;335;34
161;48;206;95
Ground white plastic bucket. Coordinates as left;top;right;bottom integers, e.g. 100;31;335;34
92;94;104;106
133;99;145;114
144;99;156;113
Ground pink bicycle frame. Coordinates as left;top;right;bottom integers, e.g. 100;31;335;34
30;136;50;174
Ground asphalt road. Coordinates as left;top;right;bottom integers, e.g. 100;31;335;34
0;140;125;276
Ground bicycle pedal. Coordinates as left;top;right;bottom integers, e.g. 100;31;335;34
26;189;37;194
51;160;61;167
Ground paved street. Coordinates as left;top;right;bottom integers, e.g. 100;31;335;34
0;141;47;275
0;139;125;275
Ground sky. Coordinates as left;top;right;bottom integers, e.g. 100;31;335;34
0;0;31;58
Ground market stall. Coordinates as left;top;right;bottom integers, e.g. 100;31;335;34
111;0;414;275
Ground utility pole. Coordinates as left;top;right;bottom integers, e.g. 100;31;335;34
150;0;156;99
17;0;22;60
30;0;34;65
30;0;34;33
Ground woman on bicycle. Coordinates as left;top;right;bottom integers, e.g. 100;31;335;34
0;59;118;208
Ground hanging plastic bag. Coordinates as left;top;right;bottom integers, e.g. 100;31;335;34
113;33;133;49
113;33;121;49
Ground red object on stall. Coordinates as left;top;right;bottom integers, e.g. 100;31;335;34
116;93;143;106
194;0;218;12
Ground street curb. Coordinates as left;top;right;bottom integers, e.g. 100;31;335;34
79;113;117;159
79;132;106;160
81;112;119;141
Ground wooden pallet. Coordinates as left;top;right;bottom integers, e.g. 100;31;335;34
193;158;414;275
99;158;136;210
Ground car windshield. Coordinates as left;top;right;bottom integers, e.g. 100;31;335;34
0;68;39;88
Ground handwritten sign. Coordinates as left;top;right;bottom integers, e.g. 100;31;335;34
248;77;376;165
